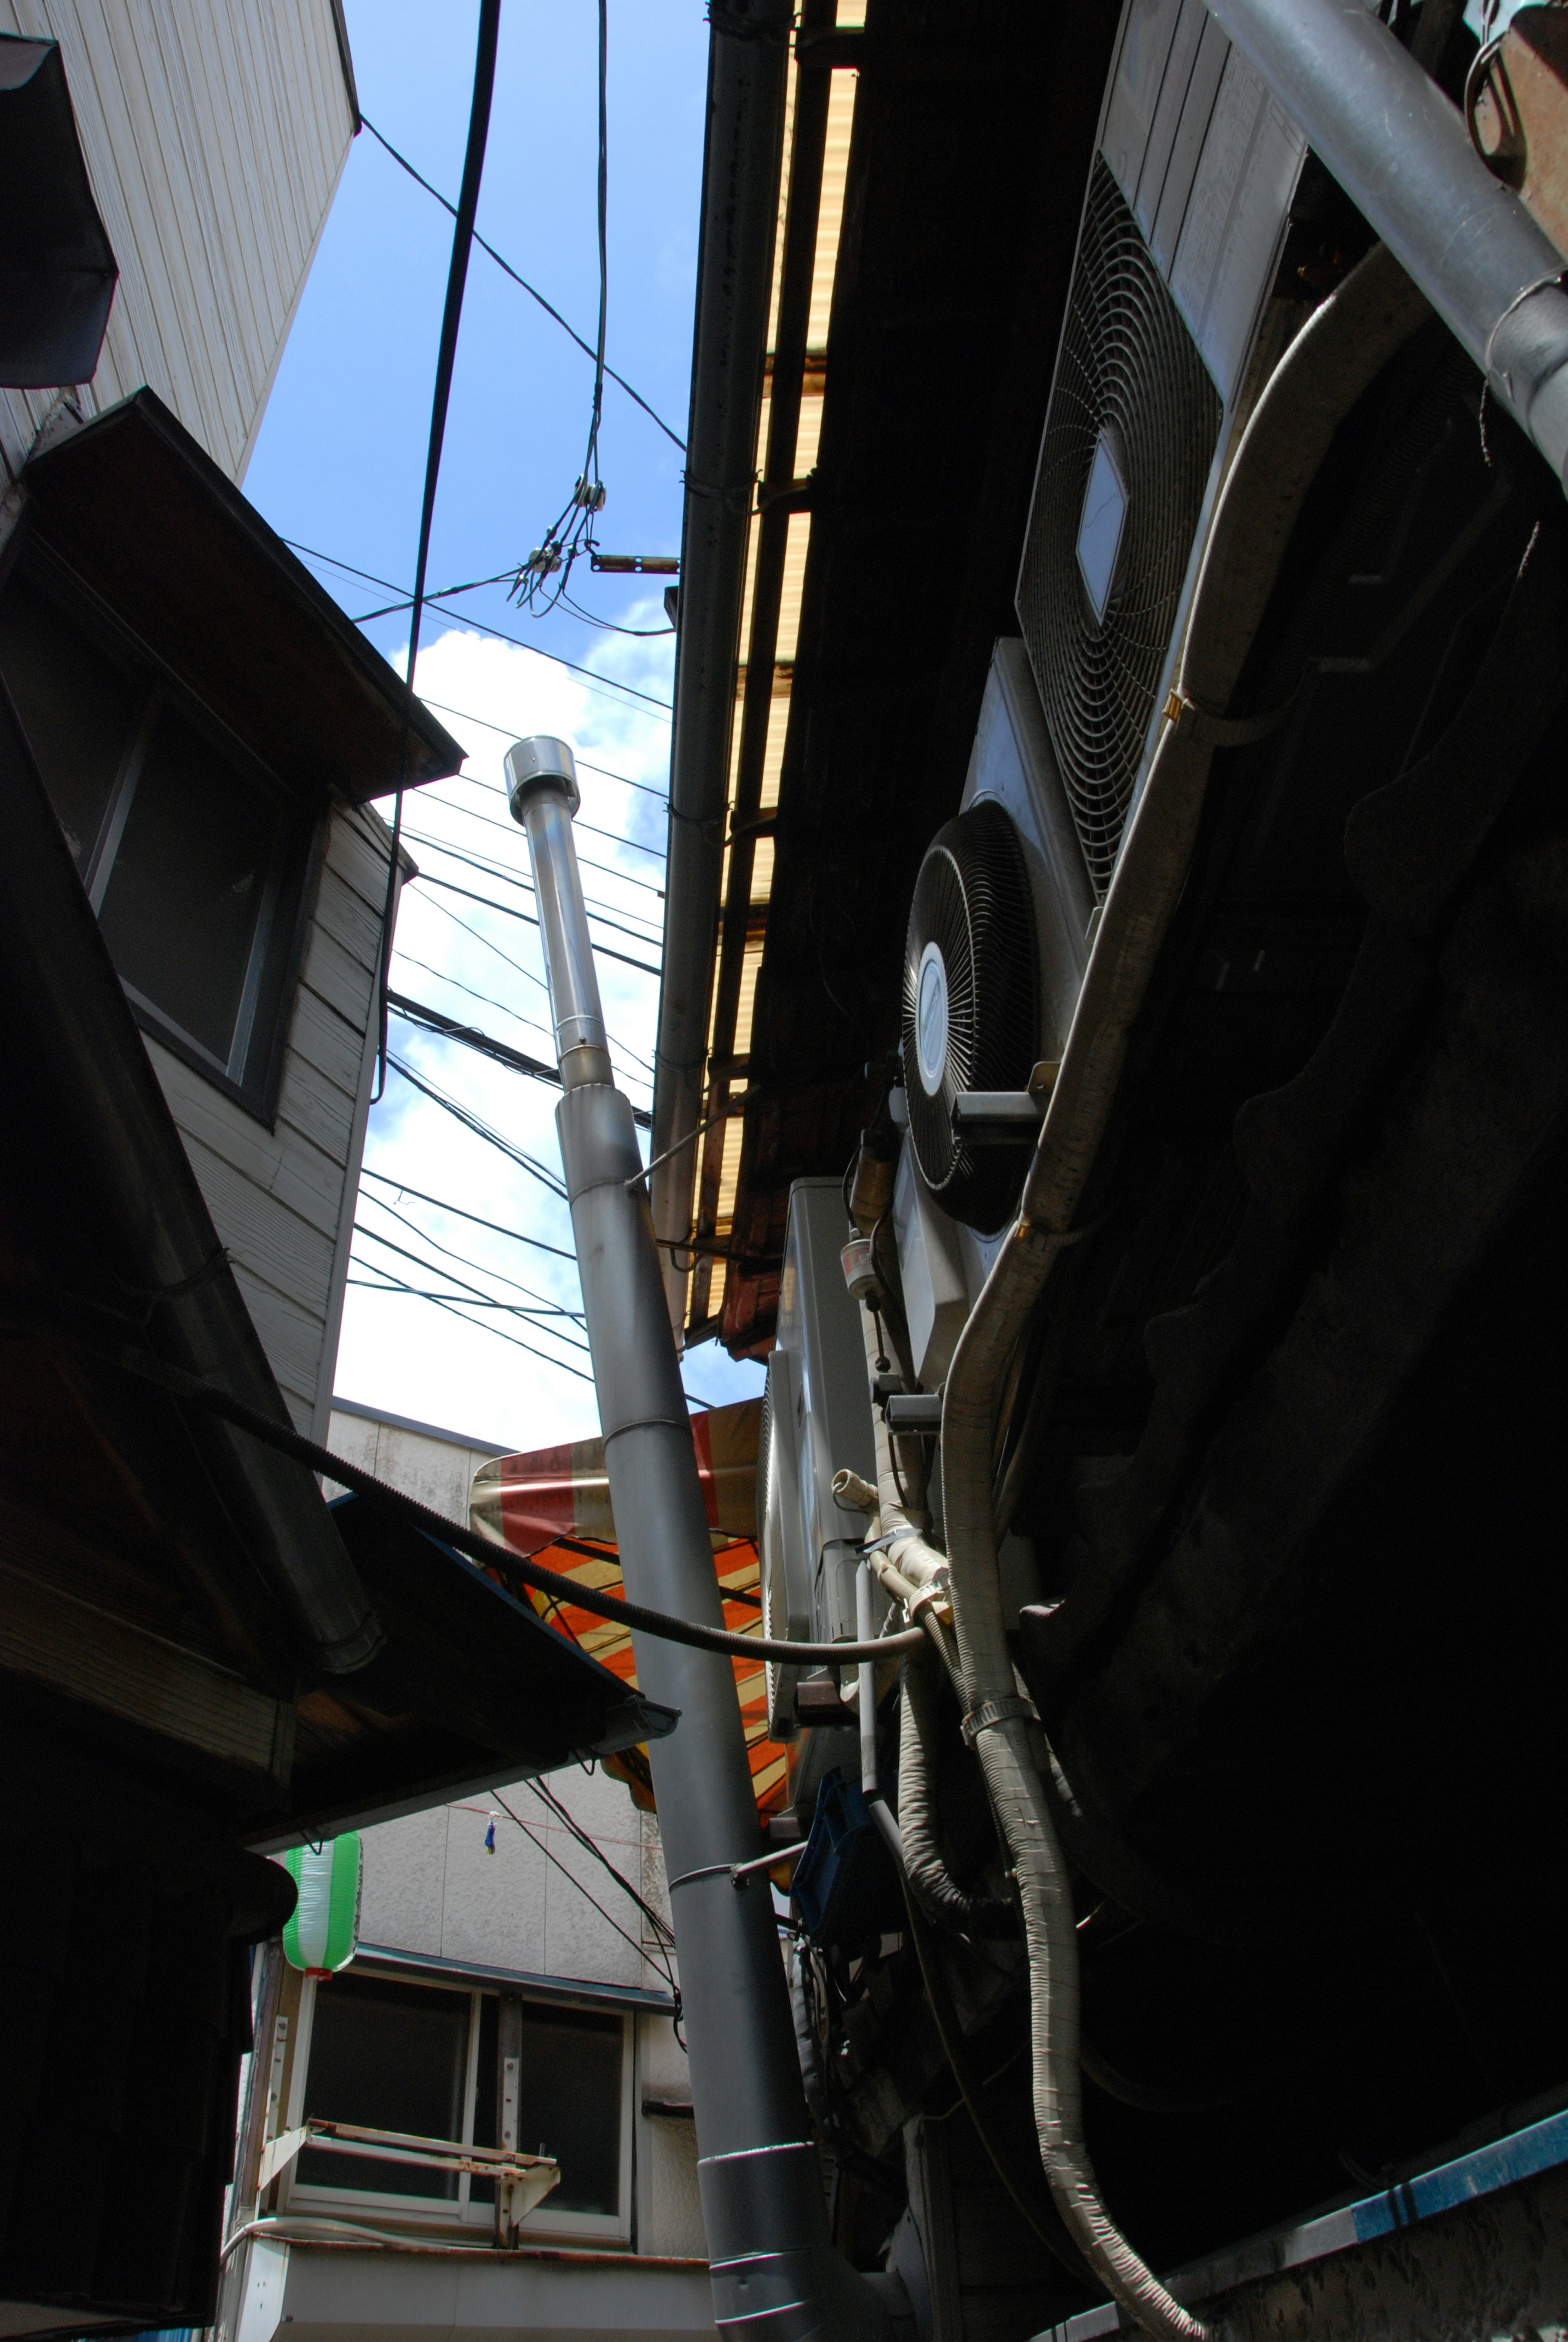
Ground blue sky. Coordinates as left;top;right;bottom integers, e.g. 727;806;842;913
245;0;764;1446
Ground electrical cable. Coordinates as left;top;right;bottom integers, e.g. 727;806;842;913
419;712;670;817
509;0;613;619
10;1322;929;1665
350;1222;590;1340
360;115;686;453
388;990;654;1122
372;0;503;1109
385;1052;568;1197
411;869;662;976
357;1189;586;1319
285;541;674;721
522;1775;676;1947
390;952;655;1085
345;1263;595;1383
401;826;665;942
359;1167;576;1262
492;1792;678;1994
407;890;552;999
412;788;666;892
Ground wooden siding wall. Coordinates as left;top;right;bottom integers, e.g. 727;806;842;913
147;800;391;1436
0;0;354;486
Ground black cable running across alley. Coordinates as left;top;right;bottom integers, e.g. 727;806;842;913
372;0;502;1109
6;1316;927;1667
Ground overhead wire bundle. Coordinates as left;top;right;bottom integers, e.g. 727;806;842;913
508;0;617;619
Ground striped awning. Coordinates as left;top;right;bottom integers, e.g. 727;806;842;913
470;1398;790;1817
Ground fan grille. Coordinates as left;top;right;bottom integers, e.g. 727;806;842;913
902;803;1036;1236
1017;158;1222;899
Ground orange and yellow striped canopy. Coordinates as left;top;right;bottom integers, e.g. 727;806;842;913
470;1397;791;1817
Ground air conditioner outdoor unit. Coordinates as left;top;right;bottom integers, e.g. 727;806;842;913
897;0;1309;1242
759;1179;881;1737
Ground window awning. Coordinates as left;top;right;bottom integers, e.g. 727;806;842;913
19;388;463;803
0;35;116;387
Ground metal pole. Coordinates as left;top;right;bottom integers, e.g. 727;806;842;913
507;735;889;2342
1205;0;1568;490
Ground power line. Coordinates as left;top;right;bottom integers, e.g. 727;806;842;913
372;0;501;1111
390;949;655;1086
347;1263;596;1385
421;712;670;819
402;826;665;943
492;1792;677;1993
360;116;686;454
286;539;673;718
411;788;666;894
523;1776;675;1948
358;1188;585;1320
353;1219;588;1334
412;870;661;978
360;1167;577;1263
388;990;654;1126
386;1051;568;1198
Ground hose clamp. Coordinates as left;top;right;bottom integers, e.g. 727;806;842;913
960;1694;1038;1745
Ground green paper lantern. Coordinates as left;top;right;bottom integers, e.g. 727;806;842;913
281;1834;361;1975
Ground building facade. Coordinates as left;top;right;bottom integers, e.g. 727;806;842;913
222;1403;715;2342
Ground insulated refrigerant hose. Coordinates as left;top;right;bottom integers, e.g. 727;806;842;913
935;243;1433;2342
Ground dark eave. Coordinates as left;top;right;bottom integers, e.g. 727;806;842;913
0;35;116;388
18;389;461;804
0;682;670;1849
691;0;1126;1356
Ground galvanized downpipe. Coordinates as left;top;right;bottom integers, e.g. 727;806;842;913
936;246;1433;2342
1205;0;1568;490
507;735;889;2342
651;0;791;1330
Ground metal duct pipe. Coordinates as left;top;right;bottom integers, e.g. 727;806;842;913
507;735;889;2342
1205;0;1568;488
650;0;792;1331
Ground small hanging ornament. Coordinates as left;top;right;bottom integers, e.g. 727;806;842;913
281;1834;361;1976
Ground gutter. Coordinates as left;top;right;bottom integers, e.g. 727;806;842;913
1036;2097;1568;2340
650;0;792;1331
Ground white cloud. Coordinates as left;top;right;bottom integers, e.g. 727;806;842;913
330;620;763;1452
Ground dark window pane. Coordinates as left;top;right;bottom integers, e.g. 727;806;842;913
298;1974;470;2200
516;2006;622;2215
98;701;281;1066
0;575;141;871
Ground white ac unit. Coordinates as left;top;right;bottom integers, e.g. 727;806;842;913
895;0;1308;1244
759;1179;882;1734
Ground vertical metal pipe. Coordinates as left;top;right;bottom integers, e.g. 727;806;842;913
506;735;888;2342
1204;0;1568;487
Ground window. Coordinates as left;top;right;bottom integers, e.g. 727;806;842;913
0;550;316;1118
285;1969;631;2239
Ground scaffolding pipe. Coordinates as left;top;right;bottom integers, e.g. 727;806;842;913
507;735;889;2342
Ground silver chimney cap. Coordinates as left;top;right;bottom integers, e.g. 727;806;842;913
504;734;579;820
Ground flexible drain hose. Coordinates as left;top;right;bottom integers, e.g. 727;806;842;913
935;243;1433;2342
899;1645;1015;1939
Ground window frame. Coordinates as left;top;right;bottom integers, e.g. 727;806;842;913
281;1967;635;2245
0;528;327;1126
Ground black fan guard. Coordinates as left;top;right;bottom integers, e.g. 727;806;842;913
1017;157;1223;901
902;801;1038;1236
